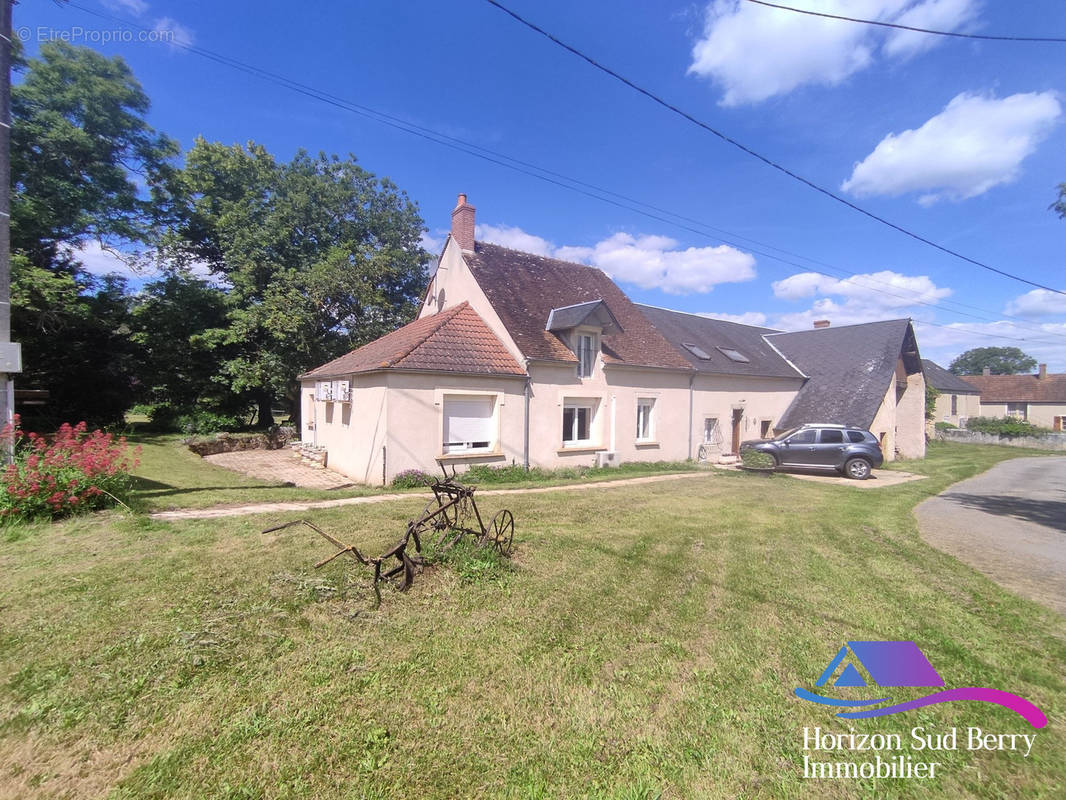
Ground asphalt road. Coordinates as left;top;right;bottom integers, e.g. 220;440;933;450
915;456;1066;616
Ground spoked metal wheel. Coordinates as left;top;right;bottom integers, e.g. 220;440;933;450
488;509;515;556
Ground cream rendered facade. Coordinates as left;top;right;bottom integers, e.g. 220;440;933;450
931;391;981;428
868;361;926;460
301;217;925;483
975;401;1066;429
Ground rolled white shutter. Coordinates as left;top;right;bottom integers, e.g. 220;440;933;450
444;396;494;444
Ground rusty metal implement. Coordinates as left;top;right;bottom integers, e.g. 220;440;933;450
261;468;514;605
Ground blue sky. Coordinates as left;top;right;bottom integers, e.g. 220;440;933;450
19;0;1066;369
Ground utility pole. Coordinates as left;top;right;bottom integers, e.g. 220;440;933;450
0;0;20;450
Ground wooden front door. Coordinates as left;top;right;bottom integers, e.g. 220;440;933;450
731;408;743;454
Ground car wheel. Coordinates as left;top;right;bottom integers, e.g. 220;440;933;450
844;457;871;480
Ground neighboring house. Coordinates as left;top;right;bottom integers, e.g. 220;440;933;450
299;195;926;483
922;359;981;428
961;365;1066;430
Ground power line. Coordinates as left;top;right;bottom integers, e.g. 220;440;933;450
482;0;1066;297
59;2;1066;343
744;0;1066;44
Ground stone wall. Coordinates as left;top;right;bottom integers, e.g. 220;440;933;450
937;429;1066;451
187;427;298;457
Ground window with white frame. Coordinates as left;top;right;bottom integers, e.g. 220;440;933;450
636;398;655;441
703;417;720;445
576;334;597;378
442;395;496;454
562;400;596;445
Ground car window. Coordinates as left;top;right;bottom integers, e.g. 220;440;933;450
787;429;816;444
819;429;844;444
846;431;866;443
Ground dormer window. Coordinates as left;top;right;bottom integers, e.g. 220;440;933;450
577;334;597;378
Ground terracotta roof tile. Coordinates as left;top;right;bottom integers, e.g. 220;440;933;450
464;242;692;371
961;373;1066;403
301;302;525;379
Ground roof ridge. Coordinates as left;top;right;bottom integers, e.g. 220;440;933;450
388;301;469;366
766;317;911;337
635;302;782;333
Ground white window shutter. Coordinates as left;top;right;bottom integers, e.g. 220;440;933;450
444;396;494;445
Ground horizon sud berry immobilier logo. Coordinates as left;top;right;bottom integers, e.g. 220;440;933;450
792;641;1047;780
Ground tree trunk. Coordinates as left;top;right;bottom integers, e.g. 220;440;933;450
256;392;274;429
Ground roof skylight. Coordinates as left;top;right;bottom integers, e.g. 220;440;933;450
717;347;750;363
682;342;712;360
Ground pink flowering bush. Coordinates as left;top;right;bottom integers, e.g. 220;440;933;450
0;416;141;521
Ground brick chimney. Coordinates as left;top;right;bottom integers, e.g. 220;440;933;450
450;193;476;252
1038;363;1047;379
813;319;830;329
982;367;991;376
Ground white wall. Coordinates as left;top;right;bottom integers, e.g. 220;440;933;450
691;374;804;455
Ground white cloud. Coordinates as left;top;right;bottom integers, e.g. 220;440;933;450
558;232;757;295
914;319;1066;371
688;0;979;105
769;269;951;330
882;0;980;58
153;17;195;50
63;240;141;277
772;270;951;306
101;0;149;15
697;310;769;326
476;224;554;256
63;240;219;284
1004;288;1066;318
420;230;446;253
477;224;757;294
842;91;1061;203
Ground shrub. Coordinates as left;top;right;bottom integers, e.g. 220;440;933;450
0;416;141;521
934;421;958;431
176;409;242;435
391;469;434;489
965;416;1050;438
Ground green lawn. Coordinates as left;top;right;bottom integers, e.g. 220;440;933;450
1;442;1063;798
126;433;700;512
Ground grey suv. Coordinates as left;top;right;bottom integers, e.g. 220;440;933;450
739;424;884;480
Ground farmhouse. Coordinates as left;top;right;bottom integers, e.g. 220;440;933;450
961;365;1066;430
299;196;926;483
923;359;981;428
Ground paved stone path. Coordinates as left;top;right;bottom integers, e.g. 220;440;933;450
915;456;1066;616
204;449;355;490
150;471;713;520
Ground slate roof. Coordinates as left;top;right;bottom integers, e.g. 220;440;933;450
961;372;1066;403
637;305;804;379
922;359;980;394
768;319;919;430
464;242;692;370
301;301;525;379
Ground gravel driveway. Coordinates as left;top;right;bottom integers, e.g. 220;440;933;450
915;456;1066;615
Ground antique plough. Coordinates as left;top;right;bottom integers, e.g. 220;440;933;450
261;468;514;605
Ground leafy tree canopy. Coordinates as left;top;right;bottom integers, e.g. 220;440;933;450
12;41;178;270
948;346;1038;376
162;139;431;424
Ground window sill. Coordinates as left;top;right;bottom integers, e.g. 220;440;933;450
635;441;660;448
557;445;606;455
438;450;506;462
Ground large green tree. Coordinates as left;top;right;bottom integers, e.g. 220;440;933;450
12;43;177;424
163;140;430;425
949;346;1038;376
